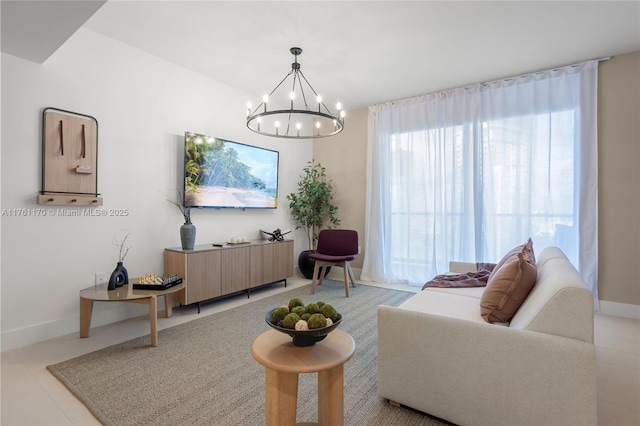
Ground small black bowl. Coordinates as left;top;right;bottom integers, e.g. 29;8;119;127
265;309;342;347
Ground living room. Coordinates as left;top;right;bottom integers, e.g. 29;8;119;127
1;1;639;425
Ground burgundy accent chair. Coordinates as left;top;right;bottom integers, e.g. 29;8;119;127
309;229;359;297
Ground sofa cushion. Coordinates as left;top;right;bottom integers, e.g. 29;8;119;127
399;289;492;325
488;238;535;283
480;252;537;323
424;286;485;299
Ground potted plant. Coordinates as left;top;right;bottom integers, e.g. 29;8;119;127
287;160;340;278
165;190;195;250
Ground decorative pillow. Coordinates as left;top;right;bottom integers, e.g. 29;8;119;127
480;251;537;323
488;238;535;283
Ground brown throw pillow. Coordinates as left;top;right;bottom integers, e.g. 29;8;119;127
480;252;537;323
488;238;535;283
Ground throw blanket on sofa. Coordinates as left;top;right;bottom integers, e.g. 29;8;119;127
422;263;496;290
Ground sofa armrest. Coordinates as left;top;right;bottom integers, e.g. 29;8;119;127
448;261;477;273
377;305;596;426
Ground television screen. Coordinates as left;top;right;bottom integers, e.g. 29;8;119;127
184;132;279;209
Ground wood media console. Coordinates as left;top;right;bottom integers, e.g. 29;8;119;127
164;239;294;312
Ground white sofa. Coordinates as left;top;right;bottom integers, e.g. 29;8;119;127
377;246;597;426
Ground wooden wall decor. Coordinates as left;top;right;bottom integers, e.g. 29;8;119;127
37;108;103;206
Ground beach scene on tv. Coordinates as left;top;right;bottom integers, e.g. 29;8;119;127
184;132;279;208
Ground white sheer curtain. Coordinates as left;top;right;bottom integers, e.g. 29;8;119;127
362;60;599;309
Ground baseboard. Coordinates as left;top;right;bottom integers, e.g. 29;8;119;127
598;300;640;320
1;303;148;352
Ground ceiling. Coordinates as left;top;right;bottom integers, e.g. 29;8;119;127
3;1;639;110
0;0;106;63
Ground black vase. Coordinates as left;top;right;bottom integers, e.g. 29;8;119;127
108;261;129;290
298;250;331;280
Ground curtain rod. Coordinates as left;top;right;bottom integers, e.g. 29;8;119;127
480;56;610;87
384;56;611;106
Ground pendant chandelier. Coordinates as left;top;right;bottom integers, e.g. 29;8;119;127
246;47;345;139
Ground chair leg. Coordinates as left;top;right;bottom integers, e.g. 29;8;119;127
310;261;321;294
318;265;326;286
342;262;349;298
346;262;357;287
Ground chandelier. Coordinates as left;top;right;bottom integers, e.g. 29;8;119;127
246;47;345;139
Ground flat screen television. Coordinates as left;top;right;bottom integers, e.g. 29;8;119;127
184;131;279;209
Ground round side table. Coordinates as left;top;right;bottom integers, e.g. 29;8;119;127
79;282;185;347
251;328;356;426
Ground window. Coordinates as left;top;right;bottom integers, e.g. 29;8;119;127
363;61;598;307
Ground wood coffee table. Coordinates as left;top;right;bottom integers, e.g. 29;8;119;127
79;281;185;347
251;328;356;426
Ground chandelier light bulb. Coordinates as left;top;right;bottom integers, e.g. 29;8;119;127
336;102;342;111
316;121;321;129
275;121;280;128
340;110;346;118
262;94;269;103
296;122;301;130
247;101;252;109
289;91;295;109
317;95;322;103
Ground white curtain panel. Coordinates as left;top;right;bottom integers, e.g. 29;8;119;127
362;60;599;309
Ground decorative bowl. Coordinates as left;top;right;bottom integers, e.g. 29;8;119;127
265;309;342;347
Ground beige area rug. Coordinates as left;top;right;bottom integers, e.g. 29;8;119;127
47;282;452;426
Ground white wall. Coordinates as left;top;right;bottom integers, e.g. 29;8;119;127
0;28;311;351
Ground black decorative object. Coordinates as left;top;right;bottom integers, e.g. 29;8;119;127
265;309;342;347
260;228;291;242
298;250;331;280
108;230;131;290
108;262;128;290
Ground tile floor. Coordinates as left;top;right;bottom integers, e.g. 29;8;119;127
1;278;639;425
